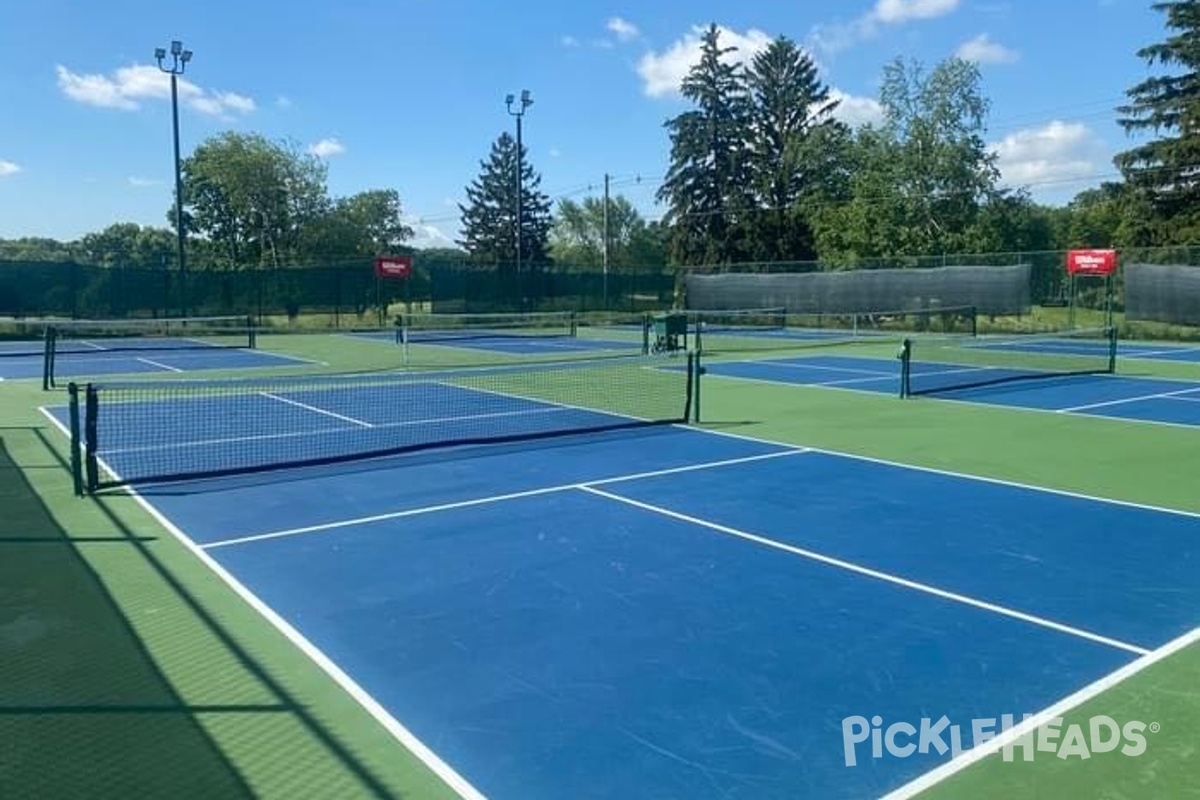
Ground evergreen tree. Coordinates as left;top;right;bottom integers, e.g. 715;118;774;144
742;36;846;262
656;24;752;265
1114;0;1200;241
458;132;551;267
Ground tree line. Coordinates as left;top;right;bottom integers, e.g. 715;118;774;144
1;2;1196;272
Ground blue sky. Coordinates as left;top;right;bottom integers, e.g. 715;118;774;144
0;0;1168;247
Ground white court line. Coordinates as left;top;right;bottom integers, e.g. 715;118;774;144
101;406;572;456
1125;344;1200;358
690;425;1200;520
747;360;893;377
258;392;374;428
1057;386;1200;413
201;448;807;550
136;357;184;373
881;625;1200;799
579;485;1150;656
34;407;488;800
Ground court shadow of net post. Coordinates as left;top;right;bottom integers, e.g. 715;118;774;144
0;431;404;799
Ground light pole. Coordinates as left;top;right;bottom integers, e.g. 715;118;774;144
505;90;533;280
156;40;192;317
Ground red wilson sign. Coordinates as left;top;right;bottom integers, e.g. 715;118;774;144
373;255;413;279
1066;249;1117;276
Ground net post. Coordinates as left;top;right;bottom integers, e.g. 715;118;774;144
569;310;578;337
67;383;84;496
686;351;702;423
693;319;704;357
84;384;99;493
898;338;913;398
1107;326;1118;373
42;325;57;391
968;306;978;337
246;314;257;349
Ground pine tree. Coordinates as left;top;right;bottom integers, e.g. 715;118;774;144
1114;1;1200;240
743;36;845;262
656;24;752;265
458;132;552;267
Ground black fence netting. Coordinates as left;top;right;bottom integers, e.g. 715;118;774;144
0;258;674;323
683;264;1032;316
1125;263;1200;326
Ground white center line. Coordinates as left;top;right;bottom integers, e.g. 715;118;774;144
136;357;184;373
258;392;374;428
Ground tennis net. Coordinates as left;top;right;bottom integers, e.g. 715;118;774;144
900;327;1117;397
68;353;696;493
694;306;977;356
399;310;576;344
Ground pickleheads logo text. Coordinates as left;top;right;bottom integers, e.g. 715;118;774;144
841;714;1157;767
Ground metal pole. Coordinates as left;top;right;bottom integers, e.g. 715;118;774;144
515;113;523;278
170;72;187;317
157;41;192;317
603;172;610;309
505;90;533;310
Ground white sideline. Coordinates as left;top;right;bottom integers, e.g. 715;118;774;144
37;405;489;800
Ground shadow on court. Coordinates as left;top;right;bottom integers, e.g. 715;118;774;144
0;430;408;799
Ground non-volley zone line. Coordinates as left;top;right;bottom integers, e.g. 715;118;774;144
200;448;809;549
201;446;1149;657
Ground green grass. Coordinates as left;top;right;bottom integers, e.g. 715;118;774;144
2;326;1198;798
0;376;461;798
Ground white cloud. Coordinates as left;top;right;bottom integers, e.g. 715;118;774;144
0;160;21;177
55;63;256;117
637;25;773;98
548;147;562;158
127;176;162;188
606;17;641;42
560;35;580;47
956;33;1019;64
276;95;293;108
871;0;961;24
828;90;885;127
992;120;1108;191
405;219;455;249
810;0;961;55
308;138;346;158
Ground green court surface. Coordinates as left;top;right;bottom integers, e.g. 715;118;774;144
1;327;1197;799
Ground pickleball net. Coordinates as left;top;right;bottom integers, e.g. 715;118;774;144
67;353;696;493
900;326;1117;397
692;306;977;356
44;316;256;388
398;310;577;344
